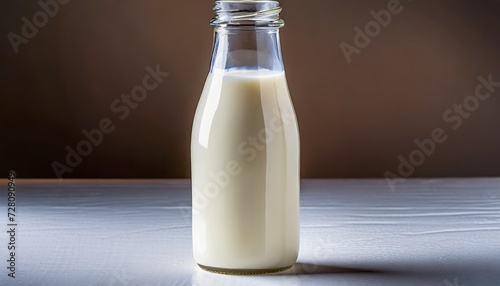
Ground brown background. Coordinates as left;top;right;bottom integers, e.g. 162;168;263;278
1;0;500;179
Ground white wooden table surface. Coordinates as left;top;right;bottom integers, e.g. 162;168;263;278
0;179;499;286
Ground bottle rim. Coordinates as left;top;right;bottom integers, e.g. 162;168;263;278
210;0;285;28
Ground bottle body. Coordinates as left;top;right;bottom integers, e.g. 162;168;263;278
191;1;299;273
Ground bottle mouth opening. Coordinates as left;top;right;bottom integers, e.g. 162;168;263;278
210;0;285;28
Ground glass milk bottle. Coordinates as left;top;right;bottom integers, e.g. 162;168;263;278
191;0;300;274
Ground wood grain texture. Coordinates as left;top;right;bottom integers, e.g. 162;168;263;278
0;179;499;285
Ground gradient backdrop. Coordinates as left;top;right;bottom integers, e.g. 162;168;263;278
1;0;500;178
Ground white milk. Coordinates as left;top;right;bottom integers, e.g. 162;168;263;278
191;69;300;271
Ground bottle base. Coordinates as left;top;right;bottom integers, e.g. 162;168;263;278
197;263;293;275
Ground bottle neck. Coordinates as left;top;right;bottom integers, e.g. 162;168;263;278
209;0;285;73
210;28;284;73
